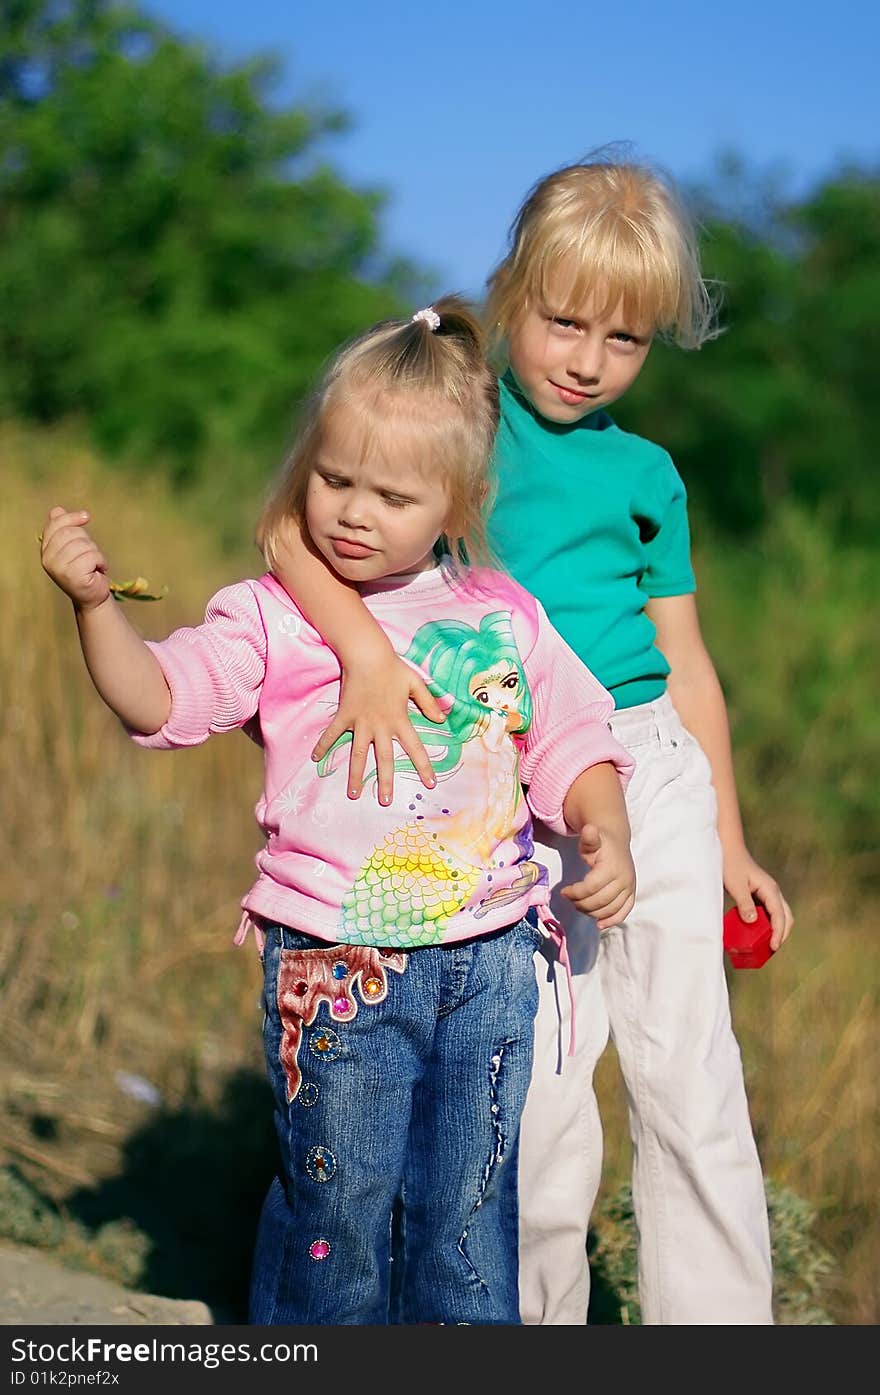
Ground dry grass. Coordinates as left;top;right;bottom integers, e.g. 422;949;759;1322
3;427;878;1322
2;427;267;1115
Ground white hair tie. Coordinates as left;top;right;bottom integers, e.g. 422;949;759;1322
411;306;440;331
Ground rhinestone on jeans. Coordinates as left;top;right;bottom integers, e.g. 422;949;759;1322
331;961;348;980
309;1239;331;1261
306;1146;337;1183
298;1082;319;1108
362;976;383;998
308;1026;341;1061
332;995;351;1014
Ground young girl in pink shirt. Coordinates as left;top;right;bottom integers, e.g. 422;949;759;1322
40;297;634;1325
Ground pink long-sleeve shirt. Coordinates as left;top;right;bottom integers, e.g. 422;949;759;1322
132;564;633;948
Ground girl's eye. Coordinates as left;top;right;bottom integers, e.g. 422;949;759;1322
502;673;519;690
381;495;410;509
321;475;348;490
473;690;490;704
552;317;577;330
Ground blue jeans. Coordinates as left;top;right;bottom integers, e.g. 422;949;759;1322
248;913;541;1325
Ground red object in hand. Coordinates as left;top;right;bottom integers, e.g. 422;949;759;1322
723;904;775;969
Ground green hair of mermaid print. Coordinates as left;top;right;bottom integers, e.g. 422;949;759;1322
405;610;532;741
316;610;532;784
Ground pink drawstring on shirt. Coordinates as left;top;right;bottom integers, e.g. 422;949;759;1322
536;906;576;1059
235;910;265;956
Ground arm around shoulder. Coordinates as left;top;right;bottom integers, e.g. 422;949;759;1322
269;519;445;801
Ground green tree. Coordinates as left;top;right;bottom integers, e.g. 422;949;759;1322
0;0;417;485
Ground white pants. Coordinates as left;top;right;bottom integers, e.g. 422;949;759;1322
518;693;773;1325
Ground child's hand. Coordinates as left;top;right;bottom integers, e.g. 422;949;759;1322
311;649;445;805
723;846;793;952
560;823;636;930
40;507;111;611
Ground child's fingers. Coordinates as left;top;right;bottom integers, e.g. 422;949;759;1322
406;674;445;725
561;856;621;901
559;874;607;904
765;889;794;951
311;714;353;763
50;533;106;572
560;871;622;913
42;520;98;561
776;896;795;949
41;508;89;551
372;735;395;808
594;886;636;928
749;875;785;940
581;886;628;919
733;889;758;923
39;508;63;551
392;723;436;791
345;739;370;800
42;537;108;598
562;877;631;923
40;527;75;568
578;823;602;860
44;505;82;533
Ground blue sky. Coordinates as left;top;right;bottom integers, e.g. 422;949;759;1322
144;0;879;296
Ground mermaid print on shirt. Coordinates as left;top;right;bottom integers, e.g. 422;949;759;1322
317;611;542;946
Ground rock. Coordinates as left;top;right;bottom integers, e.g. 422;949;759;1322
0;1241;214;1325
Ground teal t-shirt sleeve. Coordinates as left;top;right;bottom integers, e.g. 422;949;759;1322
642;454;697;598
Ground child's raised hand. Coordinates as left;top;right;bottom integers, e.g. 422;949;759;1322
311;648;445;805
723;846;794;952
561;823;637;930
40;507;111;611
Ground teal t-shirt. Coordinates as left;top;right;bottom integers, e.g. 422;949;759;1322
488;373;696;710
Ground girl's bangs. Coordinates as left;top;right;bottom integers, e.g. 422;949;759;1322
321;386;458;480
534;224;679;334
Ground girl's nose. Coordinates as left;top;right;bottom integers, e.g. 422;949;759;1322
339;492;370;528
567;335;603;382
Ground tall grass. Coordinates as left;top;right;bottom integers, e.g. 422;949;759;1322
3;427;878;1321
2;427;267;1108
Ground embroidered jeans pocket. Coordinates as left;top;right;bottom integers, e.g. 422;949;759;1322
275;944;407;1103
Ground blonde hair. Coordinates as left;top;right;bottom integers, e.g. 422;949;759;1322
260;296;499;573
486;152;719;350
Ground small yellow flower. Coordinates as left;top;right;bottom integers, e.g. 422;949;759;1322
108;577;168;602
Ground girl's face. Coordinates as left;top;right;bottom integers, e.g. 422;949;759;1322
305;407;452;583
507;291;652;425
